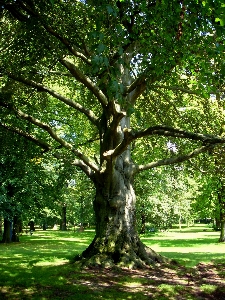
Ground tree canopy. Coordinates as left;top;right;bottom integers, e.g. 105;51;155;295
0;0;225;267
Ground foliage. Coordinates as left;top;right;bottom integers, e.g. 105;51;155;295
0;0;225;263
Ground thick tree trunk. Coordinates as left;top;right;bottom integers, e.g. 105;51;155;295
76;147;166;268
77;182;165;268
1;219;12;243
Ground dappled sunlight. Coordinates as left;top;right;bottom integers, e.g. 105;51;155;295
0;228;225;299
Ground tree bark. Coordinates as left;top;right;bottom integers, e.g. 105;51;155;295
76;172;165;268
218;198;225;242
11;215;20;242
75;115;166;268
219;220;225;242
60;205;67;231
217;181;225;242
2;219;12;243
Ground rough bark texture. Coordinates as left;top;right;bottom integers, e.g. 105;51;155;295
76;178;166;268
75;115;167;268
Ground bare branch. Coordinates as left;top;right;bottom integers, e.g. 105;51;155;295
134;145;214;174
8;73;99;127
134;125;225;144
60;58;108;107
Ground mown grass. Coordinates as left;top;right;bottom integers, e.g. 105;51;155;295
141;224;225;267
0;225;224;300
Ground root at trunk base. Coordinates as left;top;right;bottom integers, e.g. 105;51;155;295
74;240;168;269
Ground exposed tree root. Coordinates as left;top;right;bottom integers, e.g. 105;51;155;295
73;241;170;269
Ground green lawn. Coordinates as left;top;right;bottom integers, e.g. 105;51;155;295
141;224;225;267
0;225;224;300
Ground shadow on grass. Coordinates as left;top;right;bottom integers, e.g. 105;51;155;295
1;261;225;300
1;229;225;299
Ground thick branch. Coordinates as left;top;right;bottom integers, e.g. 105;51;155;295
103;125;225;159
8;73;99;127
134;125;225;144
134;145;214;174
60;58;108;107
72;159;95;180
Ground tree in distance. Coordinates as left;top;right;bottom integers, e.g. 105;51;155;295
0;0;225;267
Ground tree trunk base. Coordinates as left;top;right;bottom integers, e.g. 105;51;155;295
218;237;225;242
74;238;168;269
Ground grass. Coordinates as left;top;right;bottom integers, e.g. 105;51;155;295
141;224;225;267
0;225;225;300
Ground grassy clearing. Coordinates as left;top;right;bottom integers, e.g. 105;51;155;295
141;224;225;267
0;225;225;300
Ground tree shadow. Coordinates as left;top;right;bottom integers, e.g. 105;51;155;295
1;259;225;300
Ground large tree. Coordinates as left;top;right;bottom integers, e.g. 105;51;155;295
0;0;225;266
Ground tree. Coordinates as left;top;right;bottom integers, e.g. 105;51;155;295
0;1;225;266
0;123;63;241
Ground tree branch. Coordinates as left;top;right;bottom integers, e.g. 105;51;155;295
42;23;92;65
0;102;100;173
71;159;95;180
7;73;99;127
134;144;214;174
4;0;91;64
103;125;225;160
0;122;51;152
134;125;225;144
60;58;108;107
151;84;225;96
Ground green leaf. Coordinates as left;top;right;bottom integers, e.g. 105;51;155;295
97;43;106;54
127;106;135;117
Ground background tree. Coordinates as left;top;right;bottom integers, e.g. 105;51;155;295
0;0;225;266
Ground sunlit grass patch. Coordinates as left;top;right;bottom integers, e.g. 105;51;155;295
141;225;224;267
200;284;217;293
0;226;225;299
